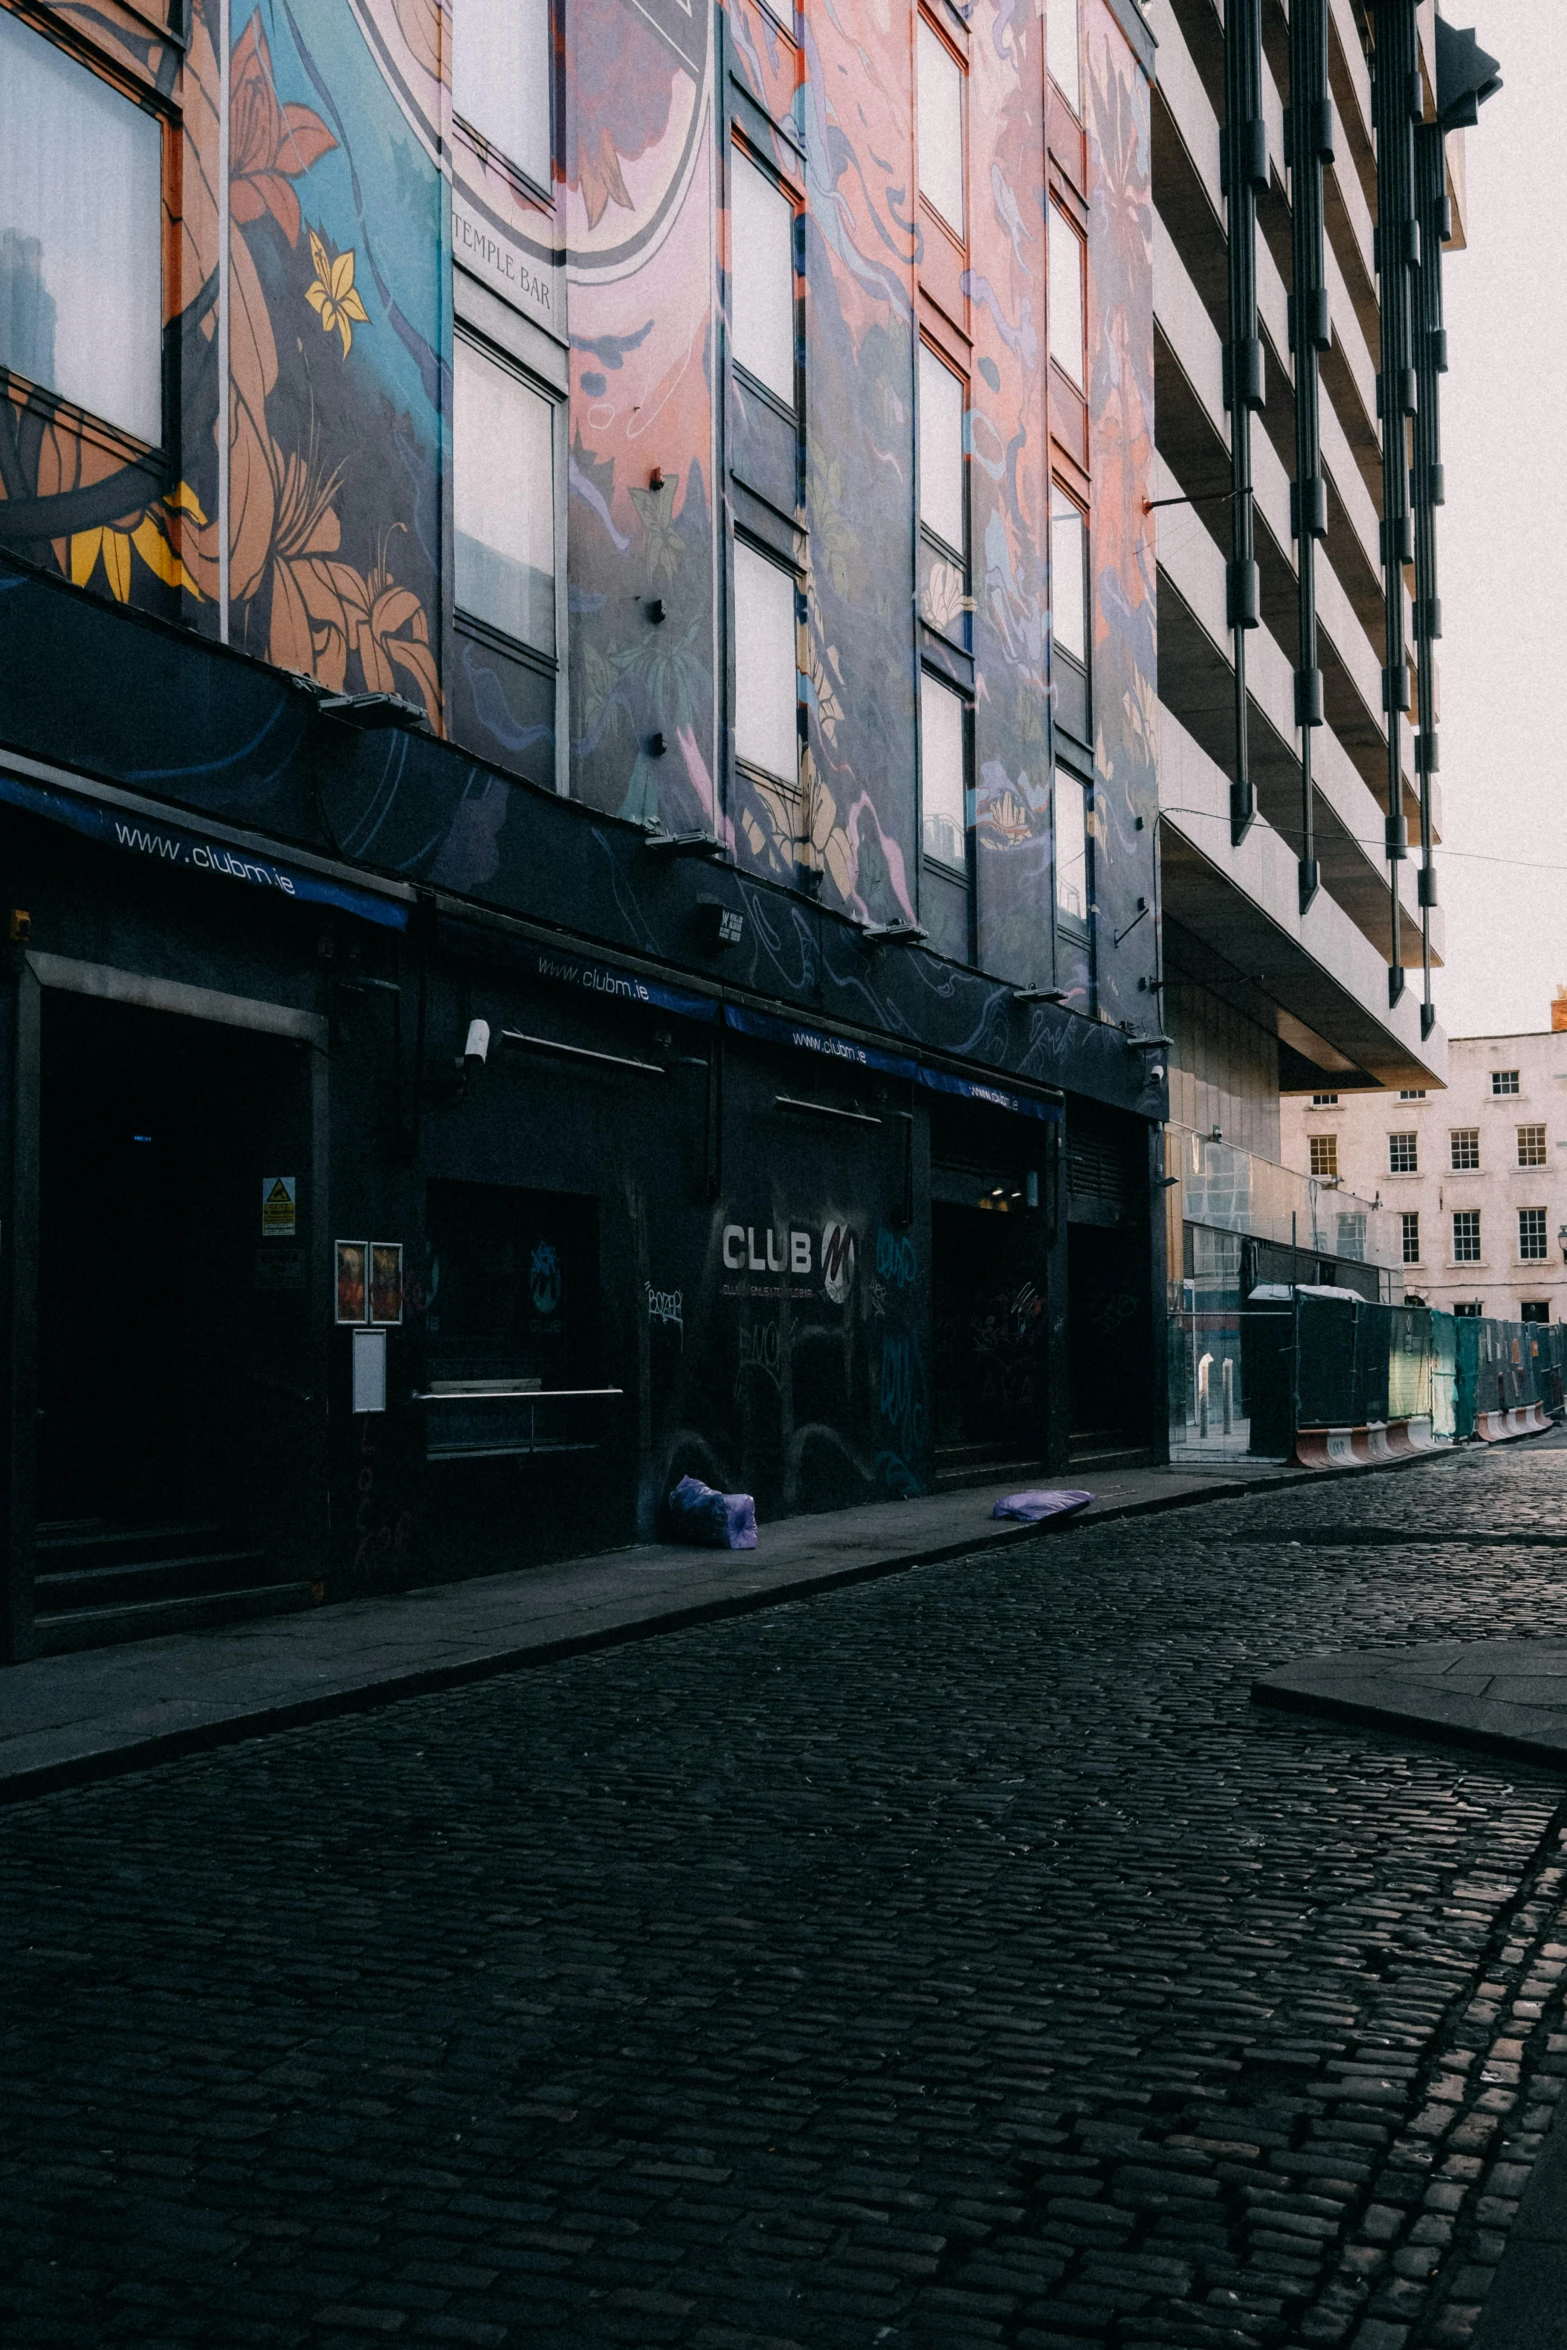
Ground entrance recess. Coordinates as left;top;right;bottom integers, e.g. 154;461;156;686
23;982;323;1650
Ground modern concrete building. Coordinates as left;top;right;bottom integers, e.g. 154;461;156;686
1147;0;1499;1437
1283;1018;1567;1323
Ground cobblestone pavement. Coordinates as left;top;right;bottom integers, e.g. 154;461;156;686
7;1443;1567;2350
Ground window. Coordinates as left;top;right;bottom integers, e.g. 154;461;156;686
920;671;968;868
0;10;162;446
1519;1208;1549;1261
730;147;795;407
1452;1209;1481;1262
1454;1300;1482;1317
1401;1211;1421;1264
1048;204;1085;389
1450;1128;1479;1171
453;0;552;190
1399;1089;1427;1100
1311;1092;1340;1108
918;344;966;558
453;336;556;656
1519;1124;1547;1167
1055;772;1088;924
1051;486;1088;667
732;540;798;783
1388;1132;1418;1174
1336;1212;1366;1262
1309;1134;1338;1178
1492;1069;1520;1096
917;20;965;236
1522;1301;1551;1324
1047;0;1081;113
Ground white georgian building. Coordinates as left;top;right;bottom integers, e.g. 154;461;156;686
1280;1018;1567;1323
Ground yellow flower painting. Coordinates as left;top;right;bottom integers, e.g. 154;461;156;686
305;230;369;357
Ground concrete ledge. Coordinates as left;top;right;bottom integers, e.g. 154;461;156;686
1253;1639;1567;1767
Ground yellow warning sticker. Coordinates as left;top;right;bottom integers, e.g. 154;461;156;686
262;1175;297;1236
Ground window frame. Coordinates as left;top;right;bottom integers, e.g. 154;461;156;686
917;339;968;572
730;532;802;795
0;10;168;456
1519;1207;1549;1262
1048;201;1087;391
451;322;565;677
1046;0;1082;117
1308;1134;1338;1179
1450;1128;1480;1171
1310;1092;1340;1109
451;0;556;201
728;136;799;417
918;663;972;882
1388;1131;1418;1174
1452;1208;1482;1264
1400;1210;1421;1265
1518;1124;1547;1168
1053;767;1091;936
916;13;967;244
1491;1068;1521;1096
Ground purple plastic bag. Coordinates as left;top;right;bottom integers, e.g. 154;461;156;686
991;1488;1095;1525
667;1473;759;1550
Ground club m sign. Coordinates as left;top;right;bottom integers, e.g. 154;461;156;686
721;1221;857;1303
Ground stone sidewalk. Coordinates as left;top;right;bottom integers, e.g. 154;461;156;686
1;1446;1426;1804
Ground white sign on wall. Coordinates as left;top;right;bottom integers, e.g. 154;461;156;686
452;193;562;337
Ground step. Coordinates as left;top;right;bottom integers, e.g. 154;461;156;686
931;1456;1045;1494
32;1580;317;1657
35;1520;232;1573
1068;1442;1152;1473
34;1548;278;1613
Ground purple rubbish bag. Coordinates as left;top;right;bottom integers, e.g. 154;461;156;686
667;1473;758;1550
992;1488;1095;1525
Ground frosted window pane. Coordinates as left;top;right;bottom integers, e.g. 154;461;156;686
731;149;795;406
734;542;798;782
917;22;965;235
921;672;967;867
0;11;161;445
455;0;552;189
918;344;966;556
1052;488;1087;664
454;338;556;655
1055;773;1088;922
1049;205;1085;388
1048;0;1081;114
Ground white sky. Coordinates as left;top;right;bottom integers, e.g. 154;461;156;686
1435;0;1567;1039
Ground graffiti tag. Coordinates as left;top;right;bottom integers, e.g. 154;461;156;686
646;1283;684;1332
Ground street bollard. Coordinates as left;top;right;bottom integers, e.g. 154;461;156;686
1221;1357;1234;1435
1198;1351;1212;1439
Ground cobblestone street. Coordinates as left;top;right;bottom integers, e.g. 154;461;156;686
7;1444;1567;2350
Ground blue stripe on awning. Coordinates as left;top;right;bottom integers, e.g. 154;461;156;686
723;1001;1061;1119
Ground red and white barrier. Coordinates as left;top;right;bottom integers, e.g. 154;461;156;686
1475;1403;1552;1442
1295;1419;1442;1470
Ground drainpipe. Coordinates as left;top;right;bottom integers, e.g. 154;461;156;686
1222;0;1265;847
1371;0;1419;1010
1288;0;1331;914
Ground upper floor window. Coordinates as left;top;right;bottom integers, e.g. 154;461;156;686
453;334;556;658
1451;1128;1480;1170
1518;1124;1548;1168
917;18;965;238
1452;1209;1481;1262
1309;1134;1338;1178
1519;1207;1549;1261
1492;1068;1520;1095
0;9;162;447
1401;1211;1421;1264
1388;1132;1418;1174
1047;0;1081;115
1051;487;1088;667
1048;204;1085;390
454;0;553;192
1399;1088;1427;1100
918;343;966;561
920;669;968;870
730;146;796;409
1311;1092;1339;1108
732;539;799;787
1055;773;1088;926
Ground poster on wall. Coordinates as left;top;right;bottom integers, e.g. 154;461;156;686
370;1243;404;1326
336;1241;368;1324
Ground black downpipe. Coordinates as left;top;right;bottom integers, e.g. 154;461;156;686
1288;0;1332;914
1222;0;1265;847
1372;0;1419;1008
1410;117;1448;1040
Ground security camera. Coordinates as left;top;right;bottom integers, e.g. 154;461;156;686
463;1017;490;1070
1150;1064;1166;1084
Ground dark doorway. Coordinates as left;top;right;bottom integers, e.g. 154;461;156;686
1067;1222;1148;1456
930;1201;1048;1482
33;991;317;1642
